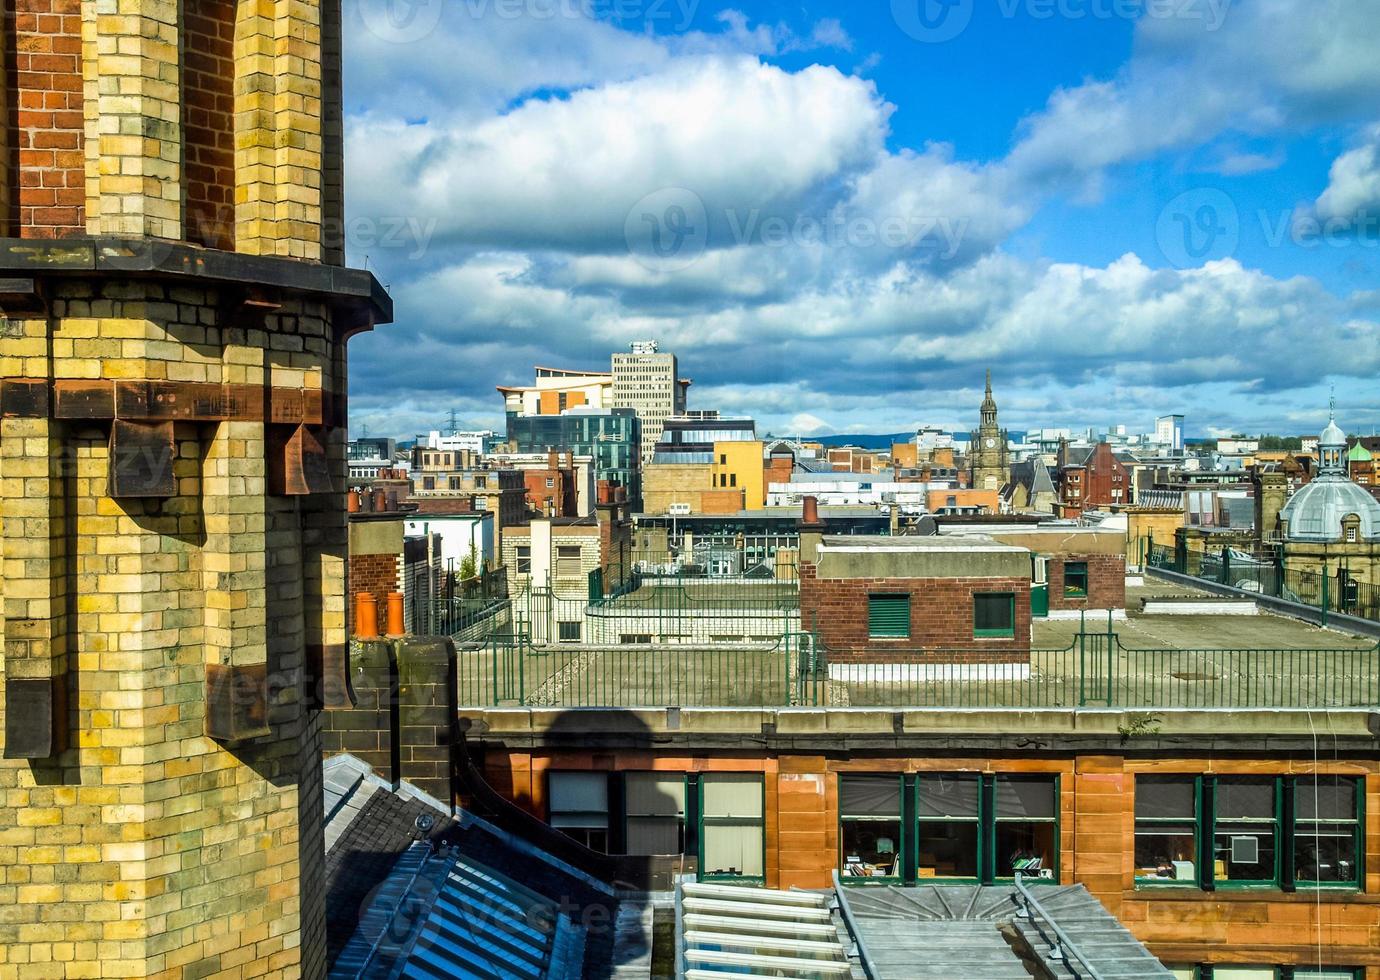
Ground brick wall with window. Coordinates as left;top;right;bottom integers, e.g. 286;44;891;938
1045;553;1126;611
484;747;1380;972
798;563;1031;661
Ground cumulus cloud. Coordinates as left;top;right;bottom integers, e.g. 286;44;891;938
1008;0;1380;189
349;56;890;254
1305;125;1380;234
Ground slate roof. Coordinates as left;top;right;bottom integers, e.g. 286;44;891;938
322;755;623;980
840;883;1171;980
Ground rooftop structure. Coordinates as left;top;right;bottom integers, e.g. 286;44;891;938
1281;409;1380;542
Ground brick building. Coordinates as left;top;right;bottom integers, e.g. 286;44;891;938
0;3;387;976
1057;440;1132;517
798;533;1033;662
982;526;1128;614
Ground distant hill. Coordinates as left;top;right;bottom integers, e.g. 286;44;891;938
765;432;922;450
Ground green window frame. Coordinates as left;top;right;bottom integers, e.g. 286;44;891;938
973;592;1015;638
868;593;910;639
697;773;765;882
1134;775;1201;886
1063;561;1088;597
839;775;904;882
1213;777;1280;888
916;773;982;882
1293;775;1363;889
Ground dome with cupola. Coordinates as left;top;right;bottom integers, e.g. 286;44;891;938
1280;407;1380;542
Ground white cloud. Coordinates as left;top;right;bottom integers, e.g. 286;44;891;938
1308;125;1380;230
349;56;889;253
1008;0;1380;189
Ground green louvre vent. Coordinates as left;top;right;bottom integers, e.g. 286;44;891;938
868;593;911;638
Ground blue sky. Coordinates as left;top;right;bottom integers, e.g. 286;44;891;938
341;0;1380;440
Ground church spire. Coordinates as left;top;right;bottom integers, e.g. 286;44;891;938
981;368;997;415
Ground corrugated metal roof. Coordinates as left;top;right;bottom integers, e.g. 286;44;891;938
841;884;1171;980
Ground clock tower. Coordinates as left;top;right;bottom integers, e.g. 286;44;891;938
970;369;1010;491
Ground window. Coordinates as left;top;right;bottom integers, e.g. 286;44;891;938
1135;776;1199;884
973;593;1015;638
516;545;531;574
840;776;902;879
620;633;652;644
548;771;609;852
1294;776;1360;886
625;773;685;856
557;621;581;642
555;545;582;579
1063;561;1088;597
994;774;1058;879
546;477;555;488
1215;777;1278;886
729;473;736;487
700;773;764;879
917;773;980;880
475;476;487;488
868;593;910;639
1345;525;1358;542
422;476;435;490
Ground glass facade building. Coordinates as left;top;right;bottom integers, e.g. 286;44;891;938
507;408;642;507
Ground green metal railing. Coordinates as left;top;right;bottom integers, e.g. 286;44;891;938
456;621;1379;710
1145;540;1380;625
412;565;511;641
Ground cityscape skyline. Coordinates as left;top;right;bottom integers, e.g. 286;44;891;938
342;0;1380;439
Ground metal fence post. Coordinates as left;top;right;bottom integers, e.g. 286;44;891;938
1321;561;1329;628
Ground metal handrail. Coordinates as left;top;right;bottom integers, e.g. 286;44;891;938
1013;872;1106;980
831;870;879;980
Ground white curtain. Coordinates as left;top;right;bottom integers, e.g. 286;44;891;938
704;824;764;877
703;774;763;818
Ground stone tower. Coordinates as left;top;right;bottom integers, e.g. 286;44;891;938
970;369;1009;492
0;4;389;978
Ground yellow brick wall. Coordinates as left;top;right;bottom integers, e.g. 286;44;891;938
0;280;348;979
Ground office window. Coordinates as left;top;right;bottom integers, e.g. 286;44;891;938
555;545;582;579
1135;776;1198;884
917;773;980;880
548;772;608;852
1215;777;1278;885
973;593;1015;638
625;773;685;856
557;621;581;642
700;774;764;879
994;774;1057;879
1294;776;1360;886
840;776;902;879
1063;561;1088;597
516;545;531;574
868;594;910;639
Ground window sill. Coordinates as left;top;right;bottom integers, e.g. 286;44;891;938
1127;886;1365;902
974;632;1016;640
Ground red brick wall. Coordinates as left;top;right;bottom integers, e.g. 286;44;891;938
348;553;399;602
523;468;576;517
1046;554;1126;611
799;564;1031;662
9;0;85;237
181;0;236;249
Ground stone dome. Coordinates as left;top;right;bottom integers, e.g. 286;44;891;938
1281;410;1380;542
1280;477;1380;542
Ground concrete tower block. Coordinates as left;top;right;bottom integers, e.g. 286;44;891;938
0;3;386;977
